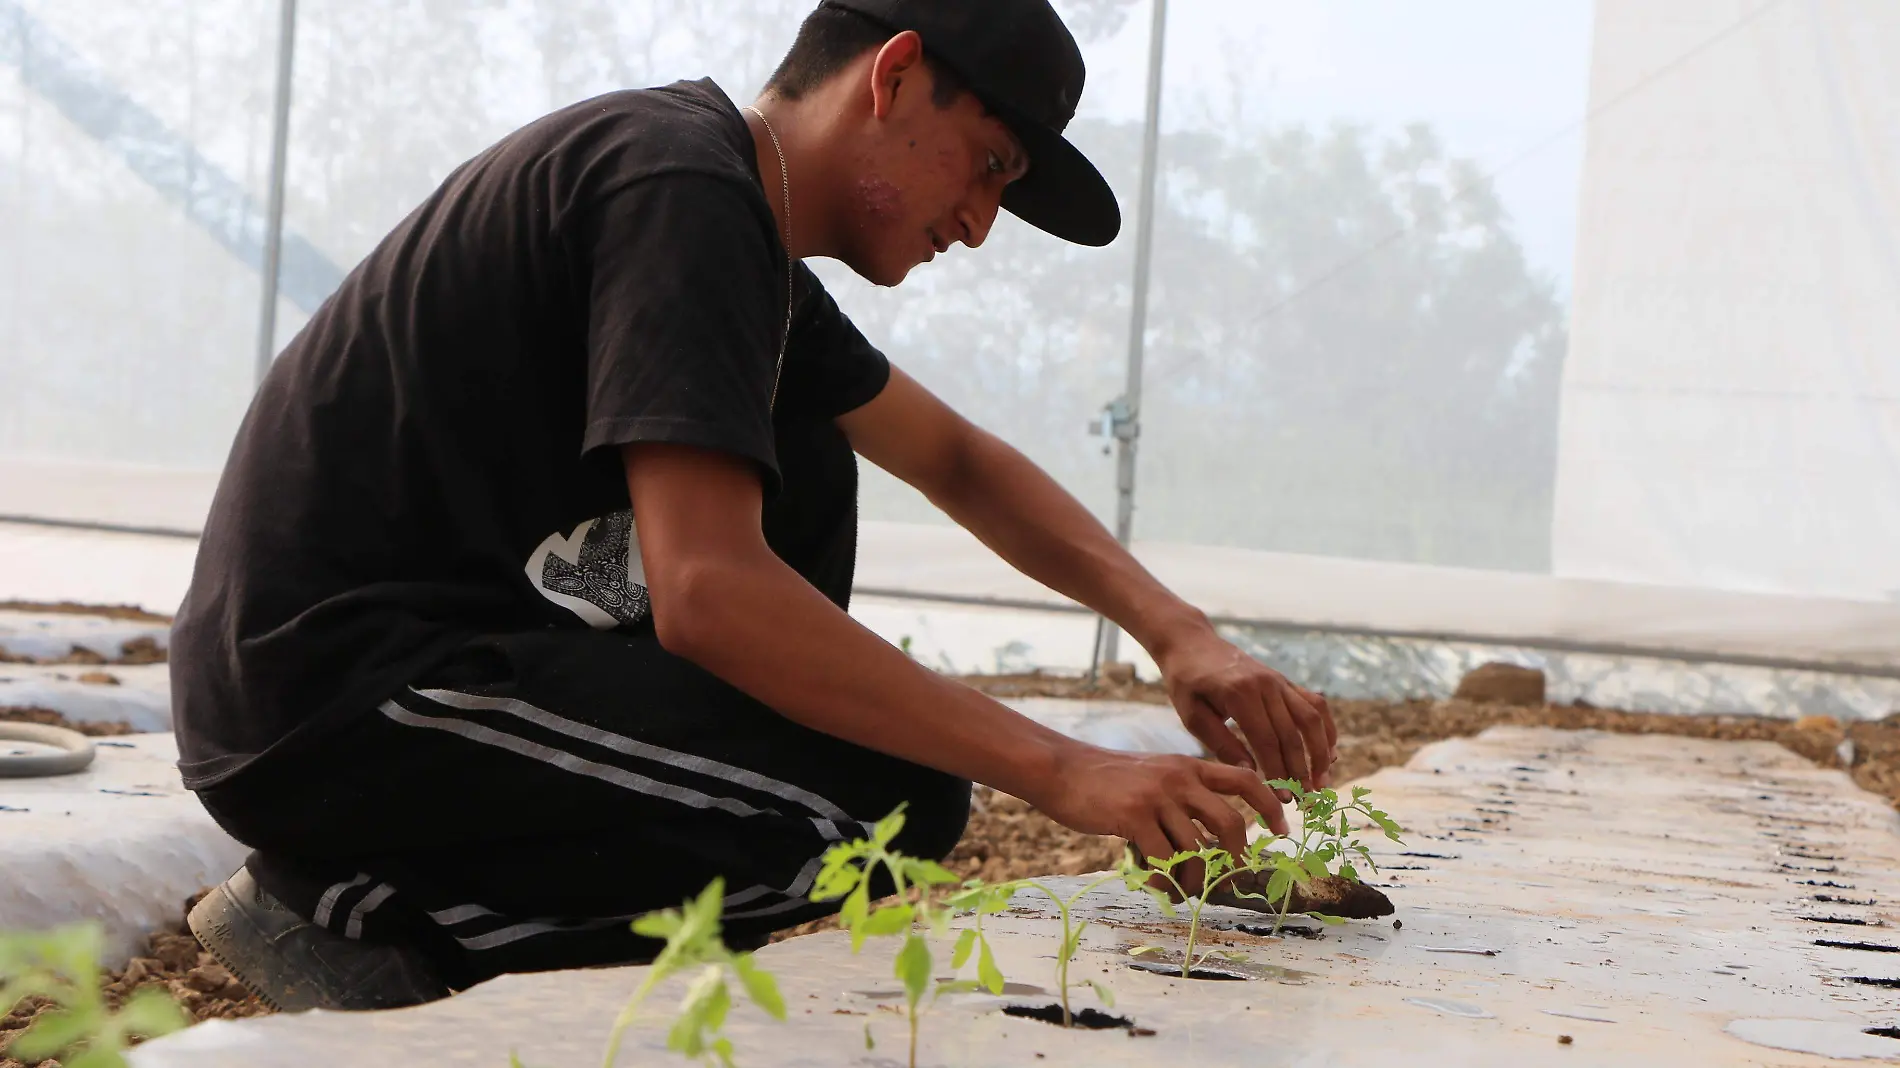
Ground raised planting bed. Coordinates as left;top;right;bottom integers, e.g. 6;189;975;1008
119;726;1900;1066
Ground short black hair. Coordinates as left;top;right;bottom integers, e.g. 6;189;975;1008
766;3;969;107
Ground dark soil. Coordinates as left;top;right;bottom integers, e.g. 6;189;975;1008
0;706;138;737
0;601;172;625
0;635;166;667
1000;1002;1134;1030
1;892;267;1068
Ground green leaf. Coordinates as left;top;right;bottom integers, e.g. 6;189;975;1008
841;883;872;950
1264;778;1300;794
976;935;1005;994
1088;980;1114;1007
115;987;188;1038
1216;950;1250;963
667;968;731;1057
864;1022;876;1050
1306;912;1348;926
1339;862;1360;883
951;928;979;969
1352;786;1371;800
1128;945;1166;957
732;954;786;1020
907;859;962;886
1302;853;1331;880
873;805;909;847
630;910;679;939
895;934;932;1008
1265;867;1293;902
859;903;915;938
710;1036;736;1068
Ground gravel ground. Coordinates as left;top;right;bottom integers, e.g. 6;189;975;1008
6;671;1897;1060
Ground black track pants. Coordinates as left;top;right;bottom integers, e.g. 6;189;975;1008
197;627;972;988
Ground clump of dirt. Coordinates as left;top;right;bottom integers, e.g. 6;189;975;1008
1452;662;1546;705
0;706;137;737
1;893;268;1068
1208;871;1394;919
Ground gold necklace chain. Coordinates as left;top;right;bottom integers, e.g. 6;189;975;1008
743;104;793;410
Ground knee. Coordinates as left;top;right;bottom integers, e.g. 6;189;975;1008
888;775;972;862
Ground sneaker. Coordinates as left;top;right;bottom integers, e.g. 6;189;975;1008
188;866;452;1011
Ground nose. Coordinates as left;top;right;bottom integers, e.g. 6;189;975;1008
955;188;1002;249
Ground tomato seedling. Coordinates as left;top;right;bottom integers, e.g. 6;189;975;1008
598;877;786;1068
809;804;967;1068
949;865;1128;1027
1246;781;1404;935
0;922;187;1068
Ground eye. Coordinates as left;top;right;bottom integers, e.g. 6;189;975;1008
987;151;1006;176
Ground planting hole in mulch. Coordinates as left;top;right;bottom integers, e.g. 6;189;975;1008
1803;915;1878;926
1846;977;1900;988
1231;922;1323;939
1001;1003;1135;1031
1864;1027;1900;1039
1816;940;1900;953
1814;895;1879;906
1125;959;1249;981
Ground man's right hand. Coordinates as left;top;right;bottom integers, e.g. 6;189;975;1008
1022;743;1287;884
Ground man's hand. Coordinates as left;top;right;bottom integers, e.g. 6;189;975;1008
1023;744;1291;874
1154;626;1337;802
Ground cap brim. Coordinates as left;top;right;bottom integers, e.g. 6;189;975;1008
996;116;1121;247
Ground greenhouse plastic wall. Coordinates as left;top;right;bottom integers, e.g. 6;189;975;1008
3;0;1897;613
0;0;276;472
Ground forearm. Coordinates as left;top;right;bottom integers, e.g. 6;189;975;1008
927;428;1213;660
661;550;1082;799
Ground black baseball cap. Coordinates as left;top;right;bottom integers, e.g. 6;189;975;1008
820;0;1122;247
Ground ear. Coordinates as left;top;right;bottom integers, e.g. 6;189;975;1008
867;30;926;120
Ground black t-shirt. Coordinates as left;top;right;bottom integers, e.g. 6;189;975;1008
171;79;890;790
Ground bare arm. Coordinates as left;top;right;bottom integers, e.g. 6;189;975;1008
839;368;1337;792
622;442;1291;862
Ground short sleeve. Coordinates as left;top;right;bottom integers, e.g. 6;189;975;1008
579;173;785;486
774;264;892;420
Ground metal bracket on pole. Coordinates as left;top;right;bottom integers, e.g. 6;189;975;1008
1087;397;1140;455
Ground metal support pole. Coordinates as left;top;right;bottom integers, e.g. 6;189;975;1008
253;0;297;388
1091;0;1167;676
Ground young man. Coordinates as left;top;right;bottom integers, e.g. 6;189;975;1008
176;0;1337;1009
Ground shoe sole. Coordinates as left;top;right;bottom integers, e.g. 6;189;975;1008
187;880;290;1012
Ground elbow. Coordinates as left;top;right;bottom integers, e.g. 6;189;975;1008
646;560;723;662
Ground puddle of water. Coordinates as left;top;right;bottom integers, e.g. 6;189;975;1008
1725;1019;1900;1060
1404;997;1494;1019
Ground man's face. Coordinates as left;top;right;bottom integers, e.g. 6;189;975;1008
836;60;1030;287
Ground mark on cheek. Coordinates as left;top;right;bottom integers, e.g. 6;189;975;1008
855;176;905;223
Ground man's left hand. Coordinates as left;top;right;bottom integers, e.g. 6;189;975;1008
1154;627;1337;802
